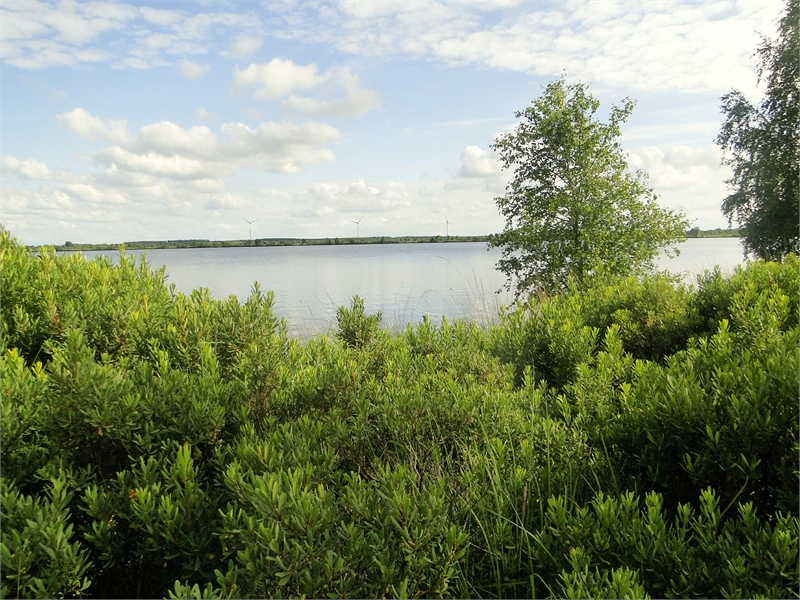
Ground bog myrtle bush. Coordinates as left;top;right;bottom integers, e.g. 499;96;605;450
1;227;797;599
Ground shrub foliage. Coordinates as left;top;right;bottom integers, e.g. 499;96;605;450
1;228;797;599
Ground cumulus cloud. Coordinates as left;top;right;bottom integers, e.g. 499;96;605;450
447;145;508;194
2;186;74;212
57;108;132;144
2;155;244;240
63;182;127;205
57;108;342;178
180;60;210;80
6;109;345;243
2;156;54;180
629;145;725;191
1;155;172;212
234;59;326;100
285;67;382;118
628;144;730;224
458;145;502;178
235;60;381;117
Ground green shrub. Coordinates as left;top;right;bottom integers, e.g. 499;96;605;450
336;295;383;349
694;255;799;333
594;318;799;516
1;474;92;599
578;273;702;360
217;463;467;599
532;489;798;599
490;296;598;389
1;229;797;599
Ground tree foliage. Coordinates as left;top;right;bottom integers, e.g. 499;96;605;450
716;0;799;260
490;77;688;296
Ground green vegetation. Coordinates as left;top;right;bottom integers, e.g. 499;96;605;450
490;77;689;296
49;235;491;253
46;229;739;254
716;0;798;260
686;227;742;238
2;227;797;599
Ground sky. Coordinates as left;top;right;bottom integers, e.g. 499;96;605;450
1;0;786;245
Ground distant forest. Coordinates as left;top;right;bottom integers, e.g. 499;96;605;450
45;229;740;252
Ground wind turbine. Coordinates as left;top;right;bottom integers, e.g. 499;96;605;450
445;215;452;239
350;216;364;238
243;217;258;241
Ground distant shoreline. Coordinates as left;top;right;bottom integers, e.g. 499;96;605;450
39;228;740;252
46;234;493;252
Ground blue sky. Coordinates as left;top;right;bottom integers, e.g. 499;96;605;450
1;0;785;245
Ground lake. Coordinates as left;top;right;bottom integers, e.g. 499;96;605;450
73;237;745;337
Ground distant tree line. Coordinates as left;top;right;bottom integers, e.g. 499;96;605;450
686;227;742;238
48;235;490;252
47;230;740;254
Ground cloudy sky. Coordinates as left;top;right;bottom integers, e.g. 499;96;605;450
1;0;785;245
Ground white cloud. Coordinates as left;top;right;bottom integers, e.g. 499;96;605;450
0;1;261;70
235;60;381;117
448;145;509;194
63;182;127;205
1;168;508;245
629;145;725;191
56;108;341;181
180;60;210;80
182;178;227;193
234;59;326;100
2;109;347;243
2;186;73;212
139;7;183;26
338;1;409;19
285;66;381;117
128;121;219;157
205;192;248;210
230;36;263;57
622;119;723;145
2;0;782;99
99;165;157;187
2;1;136;68
458;145;502;178
57;108;132;144
270;0;783;97
2;156;54;180
294;179;411;216
95;147;216;180
628;144;730;226
217;120;341;173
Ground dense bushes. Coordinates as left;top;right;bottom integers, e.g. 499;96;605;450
1;228;798;599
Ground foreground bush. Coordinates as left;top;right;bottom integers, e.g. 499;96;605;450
1;228;798;599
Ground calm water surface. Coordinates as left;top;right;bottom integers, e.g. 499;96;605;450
75;238;745;337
